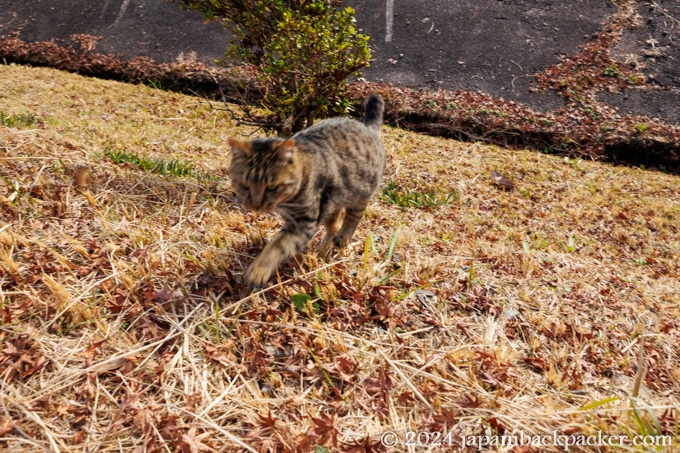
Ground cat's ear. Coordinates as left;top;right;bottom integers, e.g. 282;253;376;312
228;138;251;159
277;138;295;163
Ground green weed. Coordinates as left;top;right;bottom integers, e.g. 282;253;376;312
0;111;39;127
147;80;164;90
106;148;195;177
358;229;402;288
635;123;648;133
292;292;320;315
381;180;459;209
603;65;621;78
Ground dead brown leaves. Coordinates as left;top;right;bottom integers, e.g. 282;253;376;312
0;34;260;102
0;331;48;382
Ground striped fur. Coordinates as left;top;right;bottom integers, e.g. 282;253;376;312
229;94;385;287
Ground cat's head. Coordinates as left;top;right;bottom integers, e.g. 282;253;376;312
228;137;303;213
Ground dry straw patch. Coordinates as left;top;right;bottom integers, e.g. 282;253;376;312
0;64;679;452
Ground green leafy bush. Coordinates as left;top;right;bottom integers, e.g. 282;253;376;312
175;0;371;134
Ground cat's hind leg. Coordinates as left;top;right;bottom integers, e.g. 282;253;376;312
334;207;366;249
319;208;344;258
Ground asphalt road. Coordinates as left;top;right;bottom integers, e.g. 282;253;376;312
1;0;678;124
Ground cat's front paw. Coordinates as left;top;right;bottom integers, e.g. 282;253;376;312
245;260;274;288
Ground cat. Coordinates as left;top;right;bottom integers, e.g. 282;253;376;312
229;94;385;287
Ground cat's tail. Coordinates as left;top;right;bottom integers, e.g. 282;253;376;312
363;93;384;135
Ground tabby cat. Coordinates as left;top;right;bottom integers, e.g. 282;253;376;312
229;94;385;287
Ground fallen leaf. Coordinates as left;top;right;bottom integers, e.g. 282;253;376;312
0;416;14;436
88;357;128;374
180;426;214;453
74;162;91;189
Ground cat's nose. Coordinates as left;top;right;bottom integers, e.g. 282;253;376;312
250;189;264;209
249;202;266;212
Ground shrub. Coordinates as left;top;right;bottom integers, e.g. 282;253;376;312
175;0;371;134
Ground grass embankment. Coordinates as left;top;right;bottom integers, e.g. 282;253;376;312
0;64;679;452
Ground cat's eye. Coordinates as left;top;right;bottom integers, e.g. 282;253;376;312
265;186;278;193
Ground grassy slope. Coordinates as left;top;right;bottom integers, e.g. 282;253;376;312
0;64;678;452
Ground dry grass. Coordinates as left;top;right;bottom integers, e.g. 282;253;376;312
0;64;678;452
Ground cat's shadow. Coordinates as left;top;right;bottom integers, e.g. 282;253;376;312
94;167;323;302
207;226;315;297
